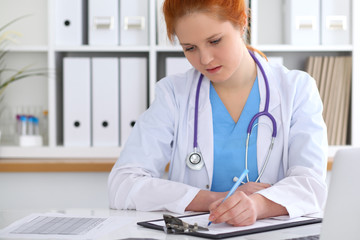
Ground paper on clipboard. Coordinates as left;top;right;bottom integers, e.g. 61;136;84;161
138;213;322;239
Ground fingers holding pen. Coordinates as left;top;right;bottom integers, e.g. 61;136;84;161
208;191;258;226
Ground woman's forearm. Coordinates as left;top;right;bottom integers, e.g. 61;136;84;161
185;190;226;212
251;193;288;219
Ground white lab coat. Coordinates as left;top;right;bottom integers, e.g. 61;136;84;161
108;53;328;218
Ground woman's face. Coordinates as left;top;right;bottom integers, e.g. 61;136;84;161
175;12;245;83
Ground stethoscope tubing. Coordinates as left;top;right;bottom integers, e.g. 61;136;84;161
189;50;277;183
193;74;204;148
247;50;277;137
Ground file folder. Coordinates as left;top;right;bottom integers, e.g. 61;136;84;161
55;0;83;45
119;0;149;45
120;57;147;145
63;58;91;147
283;0;320;45
92;58;120;147
321;0;351;45
157;0;171;46
88;0;119;45
165;57;192;76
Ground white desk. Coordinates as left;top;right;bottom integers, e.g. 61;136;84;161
0;209;321;240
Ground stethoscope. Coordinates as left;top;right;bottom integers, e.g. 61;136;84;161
186;51;277;184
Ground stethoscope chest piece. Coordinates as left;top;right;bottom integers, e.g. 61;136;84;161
186;148;204;170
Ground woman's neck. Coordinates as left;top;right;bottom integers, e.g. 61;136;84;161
212;46;257;92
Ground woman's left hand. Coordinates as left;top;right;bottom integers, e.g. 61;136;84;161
208;191;259;226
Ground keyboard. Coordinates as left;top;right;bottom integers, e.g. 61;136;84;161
286;235;320;240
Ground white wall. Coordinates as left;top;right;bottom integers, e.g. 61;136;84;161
0;172;109;210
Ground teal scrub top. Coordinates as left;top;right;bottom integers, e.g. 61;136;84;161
210;78;260;192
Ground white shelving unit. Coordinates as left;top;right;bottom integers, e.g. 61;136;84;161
0;0;358;159
251;0;359;157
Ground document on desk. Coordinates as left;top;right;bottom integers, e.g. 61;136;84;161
138;213;322;239
0;213;129;239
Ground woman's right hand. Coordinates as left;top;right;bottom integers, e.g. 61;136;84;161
185;182;271;212
235;182;271;195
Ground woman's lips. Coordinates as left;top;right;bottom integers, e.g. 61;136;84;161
206;66;222;74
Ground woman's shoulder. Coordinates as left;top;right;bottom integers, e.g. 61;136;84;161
267;61;317;91
156;68;198;95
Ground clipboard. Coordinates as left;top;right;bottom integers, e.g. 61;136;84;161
137;213;322;239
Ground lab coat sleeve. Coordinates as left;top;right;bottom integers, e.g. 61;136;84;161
257;71;328;218
108;78;200;214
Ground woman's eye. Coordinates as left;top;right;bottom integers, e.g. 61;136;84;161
185;46;195;52
210;38;221;45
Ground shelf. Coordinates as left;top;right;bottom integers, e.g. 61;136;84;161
155;45;183;52
0;146;121;159
0;145;347;159
54;45;151;52
7;45;48;52
54;45;184;53
254;44;353;52
0;0;358;160
0;159;116;172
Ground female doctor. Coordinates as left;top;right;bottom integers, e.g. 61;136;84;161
108;0;328;226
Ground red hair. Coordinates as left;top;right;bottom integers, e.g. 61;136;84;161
162;0;267;59
163;0;247;42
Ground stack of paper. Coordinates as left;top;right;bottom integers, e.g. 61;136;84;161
305;56;352;145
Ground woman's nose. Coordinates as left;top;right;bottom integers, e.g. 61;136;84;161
200;49;214;65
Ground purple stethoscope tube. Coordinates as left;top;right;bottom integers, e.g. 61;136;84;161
193;74;204;148
247;50;277;138
189;51;277;178
193;50;277;148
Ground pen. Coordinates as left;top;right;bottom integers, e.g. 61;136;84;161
208;169;249;226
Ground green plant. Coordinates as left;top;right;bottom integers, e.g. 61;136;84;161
0;16;47;105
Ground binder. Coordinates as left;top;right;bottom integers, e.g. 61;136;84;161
88;0;119;45
92;57;120;147
321;0;351;45
156;0;172;46
312;56;323;89
120;57;147;145
283;0;320;45
318;56;329;101
322;56;335;128
119;0;149;46
63;58;91;147
329;57;345;145
305;56;314;77
55;0;83;45
165;57;192;76
340;57;352;144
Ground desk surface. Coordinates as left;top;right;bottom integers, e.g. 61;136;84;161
0;209;321;240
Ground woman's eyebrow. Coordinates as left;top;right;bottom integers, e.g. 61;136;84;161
206;33;222;40
180;33;222;46
180;42;193;46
